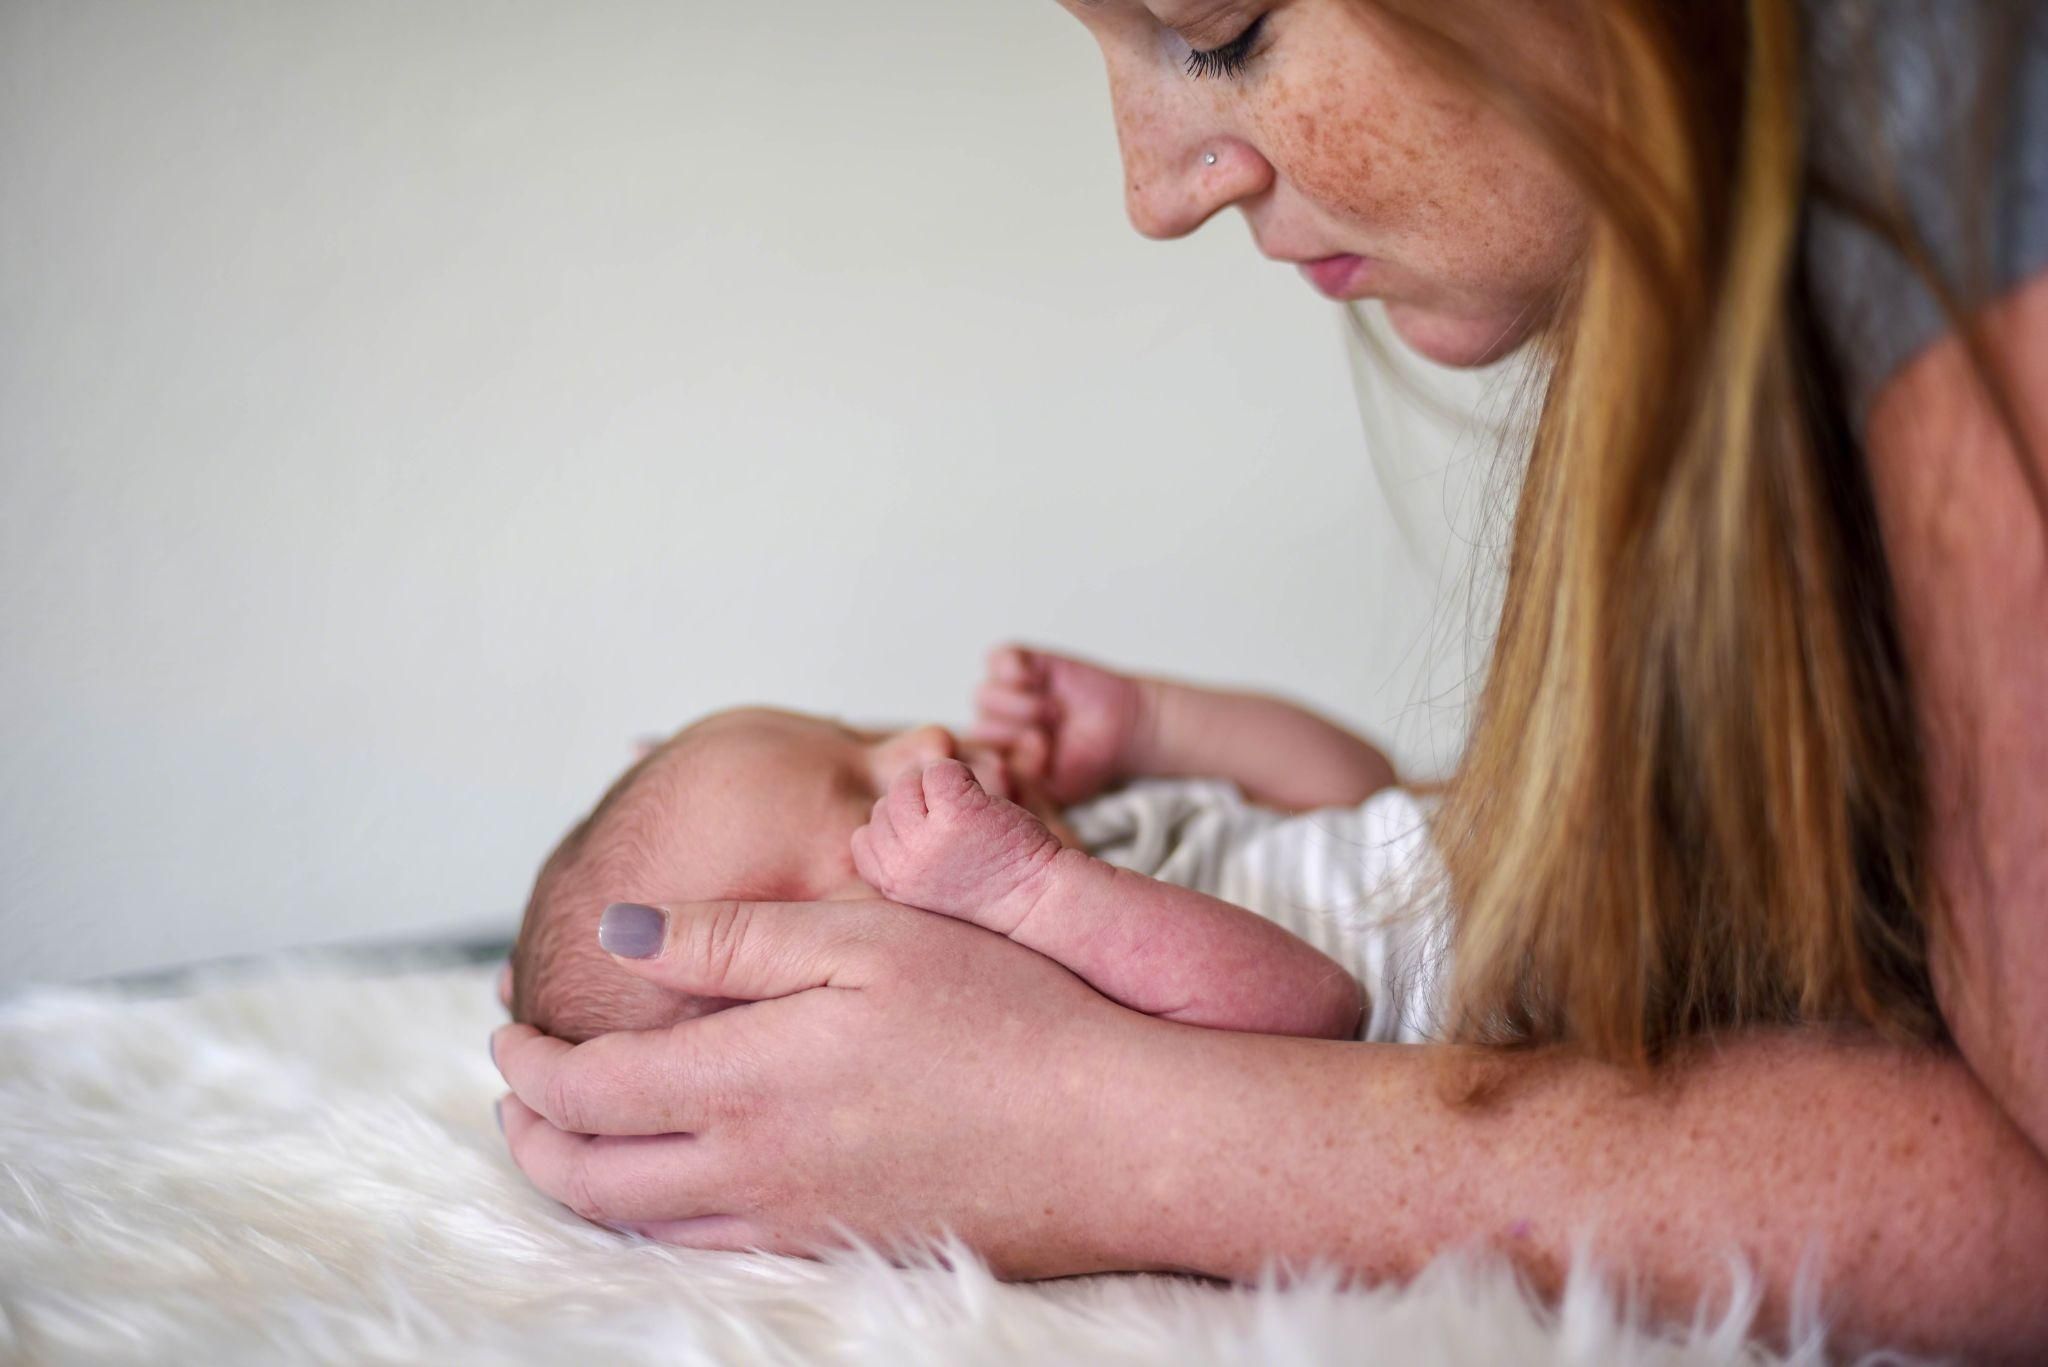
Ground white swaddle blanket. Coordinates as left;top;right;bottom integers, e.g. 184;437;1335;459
1066;780;1453;1043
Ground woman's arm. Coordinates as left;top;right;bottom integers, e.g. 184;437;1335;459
1127;678;1400;811
491;897;2048;1360
1860;269;2048;1159
1117;1025;2048;1359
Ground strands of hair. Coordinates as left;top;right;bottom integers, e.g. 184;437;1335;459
1349;0;2038;1067
510;741;696;1042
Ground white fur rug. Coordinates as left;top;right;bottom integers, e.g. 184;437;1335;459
0;959;1863;1365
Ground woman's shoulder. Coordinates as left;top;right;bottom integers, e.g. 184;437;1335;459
1801;0;2048;419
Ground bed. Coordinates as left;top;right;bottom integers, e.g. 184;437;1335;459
0;947;1832;1365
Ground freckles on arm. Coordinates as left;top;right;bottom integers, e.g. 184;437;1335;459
1861;269;2048;1157
1114;1026;2048;1356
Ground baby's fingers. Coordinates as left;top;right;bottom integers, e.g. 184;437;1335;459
918;756;983;811
968;718;1028;747
986;644;1043;688
859;788;901;850
849;822;885;888
975;681;1051;728
883;760;931;819
1008;728;1050;783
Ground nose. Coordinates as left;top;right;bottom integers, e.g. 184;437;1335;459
1106;63;1273;240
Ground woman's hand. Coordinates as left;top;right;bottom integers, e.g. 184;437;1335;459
488;901;2048;1354
490;898;1170;1276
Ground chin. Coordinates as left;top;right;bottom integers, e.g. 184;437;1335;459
1382;301;1538;369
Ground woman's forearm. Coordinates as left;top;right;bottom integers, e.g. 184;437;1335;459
1100;1025;2048;1359
1130;680;1398;811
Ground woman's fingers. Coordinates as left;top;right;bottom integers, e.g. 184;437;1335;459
493;1021;724;1135
616;1216;769;1252
494;902;898;1136
498;1095;727;1224
596;899;885;1000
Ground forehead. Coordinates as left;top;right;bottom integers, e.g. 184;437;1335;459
1064;0;1234;19
597;708;866;894
1058;0;1260;56
679;708;863;766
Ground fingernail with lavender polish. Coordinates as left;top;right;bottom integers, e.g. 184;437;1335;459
599;902;668;959
493;1100;505;1135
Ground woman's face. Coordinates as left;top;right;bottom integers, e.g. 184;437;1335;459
1061;0;1592;366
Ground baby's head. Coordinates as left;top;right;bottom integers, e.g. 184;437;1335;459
511;708;1025;1041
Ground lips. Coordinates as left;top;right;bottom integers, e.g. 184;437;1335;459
1298;254;1371;299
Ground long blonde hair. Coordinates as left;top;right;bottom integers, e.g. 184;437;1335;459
1358;0;2033;1064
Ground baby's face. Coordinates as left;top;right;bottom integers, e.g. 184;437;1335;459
606;707;1027;906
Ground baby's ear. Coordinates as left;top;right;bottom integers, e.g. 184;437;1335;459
497;961;515;1012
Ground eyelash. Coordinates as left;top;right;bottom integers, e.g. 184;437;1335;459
1184;15;1267;81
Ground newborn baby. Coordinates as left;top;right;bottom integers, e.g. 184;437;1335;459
513;712;1002;1040
514;652;1446;1045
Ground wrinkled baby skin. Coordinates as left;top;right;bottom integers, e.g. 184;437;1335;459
854;756;1364;1039
853;756;1065;931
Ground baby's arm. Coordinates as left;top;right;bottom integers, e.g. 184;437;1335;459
974;645;1395;812
1132;679;1397;812
852;758;1364;1039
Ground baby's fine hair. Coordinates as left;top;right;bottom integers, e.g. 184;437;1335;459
510;744;697;1043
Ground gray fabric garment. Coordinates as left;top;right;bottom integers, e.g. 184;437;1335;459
1802;0;2048;421
1064;779;1451;1043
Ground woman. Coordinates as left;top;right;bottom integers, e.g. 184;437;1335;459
490;0;2048;1355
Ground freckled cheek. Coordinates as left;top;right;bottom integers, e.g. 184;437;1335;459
1257;40;1430;221
1255;89;1429;238
1266;96;1568;301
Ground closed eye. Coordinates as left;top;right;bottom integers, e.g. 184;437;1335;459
1184;14;1267;80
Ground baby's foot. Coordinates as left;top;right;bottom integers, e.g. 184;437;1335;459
851;758;1062;932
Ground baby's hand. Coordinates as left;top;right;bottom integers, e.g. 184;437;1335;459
851;758;1062;932
971;644;1148;805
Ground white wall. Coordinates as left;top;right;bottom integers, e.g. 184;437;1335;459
0;0;1515;987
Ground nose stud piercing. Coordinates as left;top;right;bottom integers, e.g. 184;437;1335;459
1202;150;1219;166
